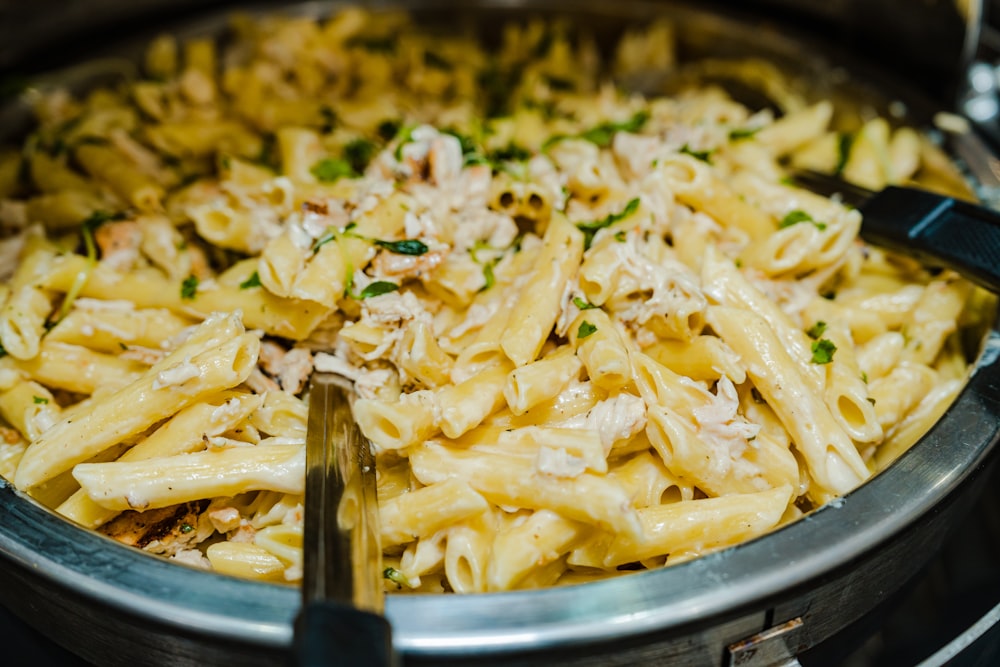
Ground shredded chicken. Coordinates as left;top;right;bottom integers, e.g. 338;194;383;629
553;393;648;453
95;220;143;271
691;376;763;480
259;341;315;394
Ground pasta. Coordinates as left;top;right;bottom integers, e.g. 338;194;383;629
0;7;987;592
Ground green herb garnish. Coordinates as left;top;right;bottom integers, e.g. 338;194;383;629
32;396;48;405
481;259;497;291
373;239;428;256
311;228;337;253
393;125;417;161
679;144;713;163
487;143;532;164
810;339;837;364
577;320;598;339
779;209;827;231
239;271;262;290
179;523;194;534
310;158;356;183
835;132;854;175
377;119;401;142
180;275;199;300
52;210;127;327
469;241;502;292
543;110;649;150
319;105;337;134
573;297;598;310
358;281;399;299
383;566;413;588
576;197;640;248
806;321;828;339
729;126;761;141
344;138;377;174
442;130;489;167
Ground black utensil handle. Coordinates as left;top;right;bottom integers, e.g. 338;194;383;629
294;602;395;667
862;186;1000;293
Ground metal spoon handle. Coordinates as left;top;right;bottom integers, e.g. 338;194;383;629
295;373;393;666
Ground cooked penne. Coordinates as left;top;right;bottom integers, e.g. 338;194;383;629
0;7;978;594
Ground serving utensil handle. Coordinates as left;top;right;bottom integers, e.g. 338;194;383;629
861;186;1000;293
295;373;393;665
294;601;395;667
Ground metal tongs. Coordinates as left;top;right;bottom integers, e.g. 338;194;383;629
790;169;1000;293
293;373;395;666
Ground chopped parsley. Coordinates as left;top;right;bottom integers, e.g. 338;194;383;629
779;209;827;231
477;64;517;118
393;125;417;161
312;228;337;253
179;523;194;534
257;133;278;169
806;321;828;339
52;210;127;326
319;105;337;134
487;143;532;164
82;210;126;231
729;126;761;141
180;275;199;300
835;132;854;175
442;129;489;167
239;271;262;290
579;110;649;147
358;281;399;299
373;239;429;255
861;371;869;384
383;567;413;589
577;320;598;339
310;157;356;183
543;110;650;150
614;230;627;242
480;259;498;291
312;223;425;257
377;119;401;142
573;297;598;310
576;197;640;249
679;144;713;163
32;395;49;405
343;138;377;174
810;338;837;364
469;241;503;292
